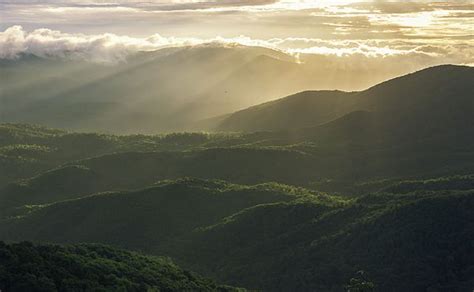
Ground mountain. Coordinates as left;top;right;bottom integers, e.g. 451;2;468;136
1;45;439;134
356;64;474;113
217;65;474;133
178;55;312;122
0;241;241;291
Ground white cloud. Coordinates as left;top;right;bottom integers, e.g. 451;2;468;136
0;25;281;62
0;26;27;59
0;25;472;66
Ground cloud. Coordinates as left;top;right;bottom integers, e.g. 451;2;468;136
1;25;472;67
0;26;26;59
0;25;282;63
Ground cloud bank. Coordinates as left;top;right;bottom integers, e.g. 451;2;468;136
0;25;286;63
0;25;198;62
1;25;472;67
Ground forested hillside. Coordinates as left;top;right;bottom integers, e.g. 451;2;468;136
1;179;472;291
0;123;236;187
0;242;241;291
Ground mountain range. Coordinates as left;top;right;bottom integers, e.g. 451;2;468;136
0;63;473;291
1;45;435;134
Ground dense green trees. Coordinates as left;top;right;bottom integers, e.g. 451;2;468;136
0;241;240;291
175;191;474;291
0;179;472;291
0;123;237;187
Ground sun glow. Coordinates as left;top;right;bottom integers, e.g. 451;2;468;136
256;0;364;11
369;11;444;28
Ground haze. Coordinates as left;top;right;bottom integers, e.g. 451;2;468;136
1;0;472;134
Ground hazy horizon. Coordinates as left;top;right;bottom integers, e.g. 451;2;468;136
2;0;472;107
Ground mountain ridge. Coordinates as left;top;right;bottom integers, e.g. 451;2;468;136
217;64;474;133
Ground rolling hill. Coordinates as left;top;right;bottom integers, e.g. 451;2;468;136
3;124;474;208
0;178;472;291
0;178;322;251
180;191;474;291
0;123;238;187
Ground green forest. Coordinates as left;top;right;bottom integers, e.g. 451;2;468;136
0;65;473;291
0;241;241;291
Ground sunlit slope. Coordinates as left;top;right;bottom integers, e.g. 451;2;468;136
0;178;318;251
0;143;383;207
182;191;474;291
3;139;474;211
0;146;348;218
218;65;474;133
381;174;474;194
0;147;315;210
3;118;474;200
0;242;241;292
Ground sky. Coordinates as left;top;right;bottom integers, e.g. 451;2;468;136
0;0;473;65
